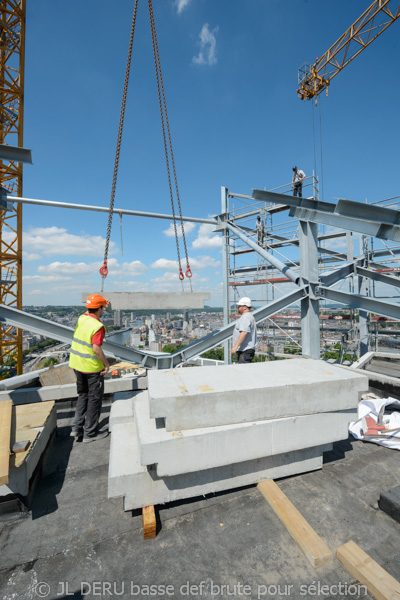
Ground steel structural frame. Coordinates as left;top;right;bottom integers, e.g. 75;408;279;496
0;0;25;375
2;188;400;369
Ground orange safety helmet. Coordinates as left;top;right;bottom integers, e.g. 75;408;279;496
85;294;109;309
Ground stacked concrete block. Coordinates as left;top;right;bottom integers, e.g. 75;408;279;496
108;359;369;510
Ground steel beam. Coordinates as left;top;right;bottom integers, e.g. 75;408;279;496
9;196;217;226
336;198;400;226
0;304;157;367
355;266;400;288
320;260;360;288
252;189;335;213
225;221;300;284
290;206;400;243
317;287;400;321
0;144;32;164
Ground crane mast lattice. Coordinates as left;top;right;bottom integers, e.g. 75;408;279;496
0;0;25;375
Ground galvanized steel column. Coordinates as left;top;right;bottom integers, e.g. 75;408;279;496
221;187;231;364
299;220;320;359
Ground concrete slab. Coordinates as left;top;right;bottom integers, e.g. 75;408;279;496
108;420;331;510
135;392;356;476
109;393;136;431
148;359;367;431
0;375;148;405
82;291;210;309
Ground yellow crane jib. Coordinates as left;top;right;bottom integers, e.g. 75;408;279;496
297;0;400;104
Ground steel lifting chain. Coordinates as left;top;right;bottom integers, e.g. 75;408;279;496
100;0;139;292
148;0;192;290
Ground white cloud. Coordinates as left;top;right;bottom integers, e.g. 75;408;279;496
22;226;118;257
192;23;218;66
151;258;178;271
190;255;220;269
23;251;41;261
36;258;147;279
23;274;72;283
163;221;196;237
151;272;181;283
175;0;191;14
192;223;222;249
38;261;94;276
108;260;148;278
151;255;220;271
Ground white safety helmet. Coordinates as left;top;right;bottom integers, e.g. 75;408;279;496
237;297;252;308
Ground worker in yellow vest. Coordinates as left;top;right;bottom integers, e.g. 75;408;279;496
69;294;110;443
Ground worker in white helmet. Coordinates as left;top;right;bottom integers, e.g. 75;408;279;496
231;297;256;363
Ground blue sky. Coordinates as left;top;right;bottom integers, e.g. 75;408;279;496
20;0;400;306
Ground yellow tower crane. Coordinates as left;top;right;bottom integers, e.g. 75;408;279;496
297;0;400;104
0;0;26;376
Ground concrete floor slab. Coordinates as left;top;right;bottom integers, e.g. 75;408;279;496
82;291;210;309
135;392;356;476
1;403;400;600
149;359;368;430
108;420;330;510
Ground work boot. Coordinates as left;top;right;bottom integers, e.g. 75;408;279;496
82;429;109;444
70;428;83;441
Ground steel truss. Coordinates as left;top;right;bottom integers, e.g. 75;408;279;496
1;186;400;368
0;0;25;374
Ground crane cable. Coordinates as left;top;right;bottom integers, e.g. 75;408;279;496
148;0;192;290
100;0;139;292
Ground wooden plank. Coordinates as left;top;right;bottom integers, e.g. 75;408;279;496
142;505;157;540
337;540;400;600
14;401;55;430
0;399;12;486
257;479;332;568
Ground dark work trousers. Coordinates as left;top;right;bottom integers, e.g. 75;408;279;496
73;370;104;437
293;182;302;197
236;349;255;363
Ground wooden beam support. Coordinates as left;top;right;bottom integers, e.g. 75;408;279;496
257;479;332;568
337;540;400;600
142;505;157;540
0;399;12;486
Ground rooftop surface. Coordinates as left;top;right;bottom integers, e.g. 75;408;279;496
0;400;399;600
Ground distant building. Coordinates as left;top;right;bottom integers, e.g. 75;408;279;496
114;310;121;327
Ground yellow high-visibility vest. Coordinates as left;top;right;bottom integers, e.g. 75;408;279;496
69;314;105;373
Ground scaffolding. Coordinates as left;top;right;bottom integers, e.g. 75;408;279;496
221;182;400;364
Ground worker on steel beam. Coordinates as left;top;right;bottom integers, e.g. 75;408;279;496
256;215;264;246
231;297;256;363
292;165;306;197
69;294;110;443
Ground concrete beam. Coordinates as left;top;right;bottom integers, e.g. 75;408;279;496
108;417;331;510
82;292;210;310
148;360;368;431
135;391;355;477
